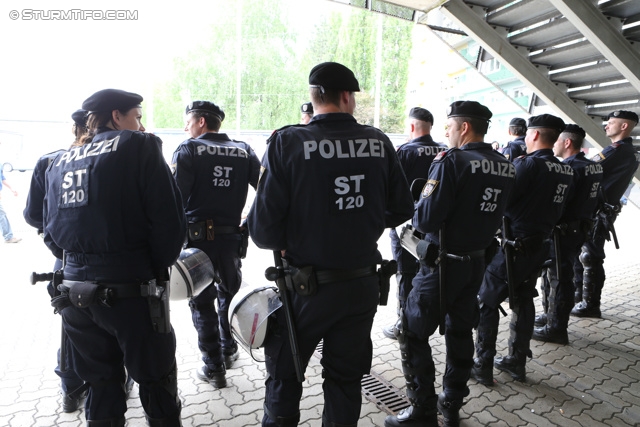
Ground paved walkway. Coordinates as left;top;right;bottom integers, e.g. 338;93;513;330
1;170;639;426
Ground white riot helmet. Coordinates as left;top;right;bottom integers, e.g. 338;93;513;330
169;248;217;301
228;283;282;359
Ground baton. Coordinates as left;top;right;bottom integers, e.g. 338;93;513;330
553;225;563;284
437;225;447;336
265;251;305;382
502;217;517;311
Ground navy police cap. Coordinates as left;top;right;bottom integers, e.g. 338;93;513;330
186;100;225;122
301;102;313;114
509;117;527;127
309;62;360;92
82;89;143;112
71;109;88;127
409;107;434;124
563;124;586;138
446;100;492;122
527;114;565;132
608;110;639;124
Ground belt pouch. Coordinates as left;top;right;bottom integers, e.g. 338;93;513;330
206;219;215;240
188;221;205;242
291;266;318;296
69;282;100;308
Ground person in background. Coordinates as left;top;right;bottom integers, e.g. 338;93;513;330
300;101;314;124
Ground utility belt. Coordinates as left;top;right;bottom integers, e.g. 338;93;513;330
418;241;487;269
188;220;240;242
557;219;592;235
282;262;395;305
505;233;546;256
188;220;248;258
52;279;171;333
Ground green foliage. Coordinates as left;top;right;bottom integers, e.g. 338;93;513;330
151;0;413;133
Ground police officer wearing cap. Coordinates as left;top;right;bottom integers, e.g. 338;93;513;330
248;61;414;427
500;117;527;161
43;89;186;426
572;110;640;318
23;109;88;413
385;101;515;427
300;102;313;124
383;107;446;340
473;114;574;385
533;124;603;344
171;100;260;388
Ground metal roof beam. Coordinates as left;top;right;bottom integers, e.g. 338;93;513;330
548;0;640;92
438;0;608;149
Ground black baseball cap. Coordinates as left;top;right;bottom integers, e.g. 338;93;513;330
446;100;492;122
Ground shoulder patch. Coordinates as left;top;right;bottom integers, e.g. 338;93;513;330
591;152;605;162
421;179;439;198
434;150;448;161
266;124;306;145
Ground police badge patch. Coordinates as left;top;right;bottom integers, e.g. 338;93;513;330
591;153;605;162
421;179;439;198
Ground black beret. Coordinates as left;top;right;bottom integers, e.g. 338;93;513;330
301;102;313;114
71;109;88;127
563;124;586;138
527;114;565;132
608;110;639;124
186;100;225;122
446;100;492;122
509;117;527;127
82;89;143;112
309;62;360;92
409;107;434;124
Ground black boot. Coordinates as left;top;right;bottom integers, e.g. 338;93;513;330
196;364;227;389
532;325;568;344
62;387;87;413
471;358;493;386
571;301;601;318
533;313;547;327
382;321;399;340
86;418;126;427
494;352;526;382
437;392;464;427
146;413;183;427
572;245;603;318
384;405;438;427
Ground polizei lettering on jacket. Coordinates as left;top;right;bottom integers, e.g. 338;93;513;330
303;139;385;160
55;136;120;166
469;159;516;177
584;163;603;176
545;161;574;176
196;145;248;158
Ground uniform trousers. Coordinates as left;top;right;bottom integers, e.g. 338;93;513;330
189;234;243;363
262;275;379;426
61;297;180;422
403;257;485;403
477;242;549;360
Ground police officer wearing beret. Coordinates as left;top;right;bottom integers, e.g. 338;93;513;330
500;117;527;161
248;62;414;427
383;107;446;340
473;114;574;385
43;89;186;426
171;100;260;387
572;110;640;318
385;101;515;427
300;102;313;124
23;109;88;412
533;124;603;344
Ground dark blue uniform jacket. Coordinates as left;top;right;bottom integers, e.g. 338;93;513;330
24;149;66;232
501;135;526;161
591;137;640;205
43;128;186;281
247;113;414;270
171;132;260;225
396;135;447;187
413;142;516;252
561;152;603;222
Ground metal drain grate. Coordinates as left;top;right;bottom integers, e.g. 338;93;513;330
313;340;410;415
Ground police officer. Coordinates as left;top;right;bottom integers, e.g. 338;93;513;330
247;62;414;427
171;100;260;388
500;117;527;160
473;114;573;385
300;102;313;124
383;107;446;340
23;109;87;412
572;110;640;318
384;101;515;427
533;124;603;344
43;89;186;426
